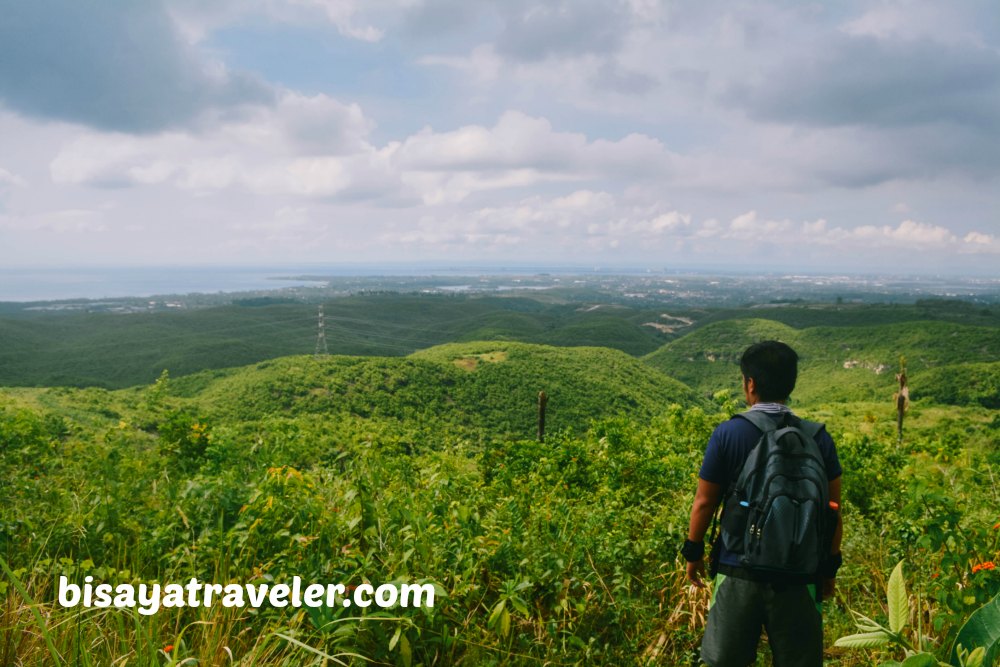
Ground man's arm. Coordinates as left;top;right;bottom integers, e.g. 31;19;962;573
824;476;843;598
685;477;723;587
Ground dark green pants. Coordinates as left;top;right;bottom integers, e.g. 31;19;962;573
701;573;823;667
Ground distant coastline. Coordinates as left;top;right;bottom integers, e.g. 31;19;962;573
0;267;330;302
1;265;997;304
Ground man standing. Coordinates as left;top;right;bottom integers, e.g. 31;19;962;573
682;341;843;667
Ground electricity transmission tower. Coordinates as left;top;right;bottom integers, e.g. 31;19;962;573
314;305;329;357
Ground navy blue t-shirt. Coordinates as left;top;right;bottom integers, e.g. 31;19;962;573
699;412;842;566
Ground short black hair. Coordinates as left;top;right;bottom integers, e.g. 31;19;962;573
740;340;798;402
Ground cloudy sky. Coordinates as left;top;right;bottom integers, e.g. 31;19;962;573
1;1;998;274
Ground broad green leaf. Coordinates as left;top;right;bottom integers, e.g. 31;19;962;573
500;607;511;637
853;610;890;633
901;653;937;667
388;626;401;652
888;560;908;633
487;599;505;630
959;646;986;667
835;631;892;649
950;593;1000;667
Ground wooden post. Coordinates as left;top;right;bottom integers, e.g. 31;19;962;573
537;391;548;442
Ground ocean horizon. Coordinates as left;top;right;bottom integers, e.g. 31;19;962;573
0;263;666;302
0;267;333;303
0;264;594;302
2;264;996;303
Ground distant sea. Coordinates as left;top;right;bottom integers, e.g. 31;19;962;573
0;264;660;302
5;265;993;303
0;267;331;302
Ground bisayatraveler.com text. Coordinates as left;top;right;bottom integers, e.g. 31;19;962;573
58;576;436;615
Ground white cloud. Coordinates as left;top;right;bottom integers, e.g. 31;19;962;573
960;231;1000;254
287;0;385;41
396;111;586;172
729;210;758;232
167;0;399;44
832;220;957;247
552;190;615;212
709;213;1000;257
1;1;998;272
48;91;381;197
882;219;956;244
840;4;983;45
46;105;673;206
399;168;573;206
393;111;672;202
964;231;993;245
382;190;695;255
0;167;27;188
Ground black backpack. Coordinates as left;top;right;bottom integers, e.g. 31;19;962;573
718;410;832;577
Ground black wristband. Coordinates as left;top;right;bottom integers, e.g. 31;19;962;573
820;552;843;578
681;539;705;563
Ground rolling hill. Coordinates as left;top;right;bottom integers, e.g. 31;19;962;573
643;318;1000;404
163;341;705;441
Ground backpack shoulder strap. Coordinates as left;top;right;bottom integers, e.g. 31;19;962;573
738;410;826;442
736;409;778;433
797;419;825;440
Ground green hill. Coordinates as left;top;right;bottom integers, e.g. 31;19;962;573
643;319;1000;404
677;299;1000;332
169;341;703;441
410;341;702;436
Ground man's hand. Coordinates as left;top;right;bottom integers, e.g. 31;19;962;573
687;558;707;587
822;577;836;599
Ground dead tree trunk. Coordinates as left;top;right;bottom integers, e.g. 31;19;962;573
895;357;909;443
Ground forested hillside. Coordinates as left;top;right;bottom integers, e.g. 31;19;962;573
3;295;998;391
0;294;672;389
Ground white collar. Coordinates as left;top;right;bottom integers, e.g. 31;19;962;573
749;402;792;414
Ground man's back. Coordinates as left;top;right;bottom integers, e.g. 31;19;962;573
682;341;843;667
700;408;841;569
